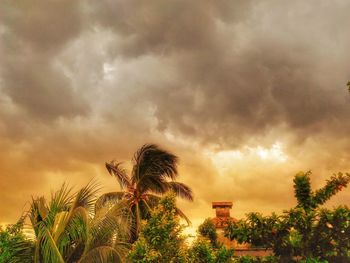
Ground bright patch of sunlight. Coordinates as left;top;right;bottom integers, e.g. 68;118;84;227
183;226;197;244
252;142;288;162
205;142;288;173
103;62;116;80
205;150;243;173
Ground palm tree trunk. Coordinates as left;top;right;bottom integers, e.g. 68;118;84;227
129;215;138;243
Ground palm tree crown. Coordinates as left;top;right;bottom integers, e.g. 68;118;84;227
96;144;193;242
24;182;130;263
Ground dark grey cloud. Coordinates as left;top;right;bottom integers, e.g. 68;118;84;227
1;0;87;122
2;0;83;52
134;1;350;147
88;0;254;55
0;0;350;225
81;0;350;148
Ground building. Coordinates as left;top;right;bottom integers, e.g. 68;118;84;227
211;201;247;249
211;201;273;257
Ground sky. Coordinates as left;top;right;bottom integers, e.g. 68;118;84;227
1;0;350;231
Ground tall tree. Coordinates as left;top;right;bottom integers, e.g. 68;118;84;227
96;144;193;242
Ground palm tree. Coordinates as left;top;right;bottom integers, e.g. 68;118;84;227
17;182;130;263
96;144;193;242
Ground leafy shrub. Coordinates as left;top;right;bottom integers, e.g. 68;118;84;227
128;193;188;262
0;219;33;263
225;172;350;262
198;218;219;248
187;238;234;263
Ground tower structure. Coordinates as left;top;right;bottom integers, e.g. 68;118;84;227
211;201;249;248
212;201;234;228
210;201;271;256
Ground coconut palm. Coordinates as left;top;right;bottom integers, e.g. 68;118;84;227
96;144;193;242
17;182;130;263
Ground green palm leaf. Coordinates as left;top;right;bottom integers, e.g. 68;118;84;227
21;182;129;263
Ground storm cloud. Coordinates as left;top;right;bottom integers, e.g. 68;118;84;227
0;0;349;226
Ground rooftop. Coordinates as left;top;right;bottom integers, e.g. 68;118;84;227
212;201;233;208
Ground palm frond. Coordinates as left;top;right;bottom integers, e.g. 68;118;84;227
175;207;191;226
144;194;161;208
95;192;125;213
132;144;179;186
51;182;96;244
51;211;70;242
37;223;65;263
140;194;161;219
145;193;191;225
52;184;95;258
74;180;101;214
113;241;131;259
53;206;88;241
25;182;132;263
29;196;50;237
49;183;73;213
28;183;95;263
165;181;193;201
106;161;131;188
88;200;130;250
136;175;168;195
61;208;89;261
7;239;34;263
45;183;74;229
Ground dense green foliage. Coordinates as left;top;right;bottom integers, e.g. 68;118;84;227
0;219;33;263
128;193;188;262
225;212;279;249
187;239;216;263
198;218;219;248
98;144;193;242
129;194;234;263
194;218;234;262
225;171;350;262
311;206;350;261
187;238;233;263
